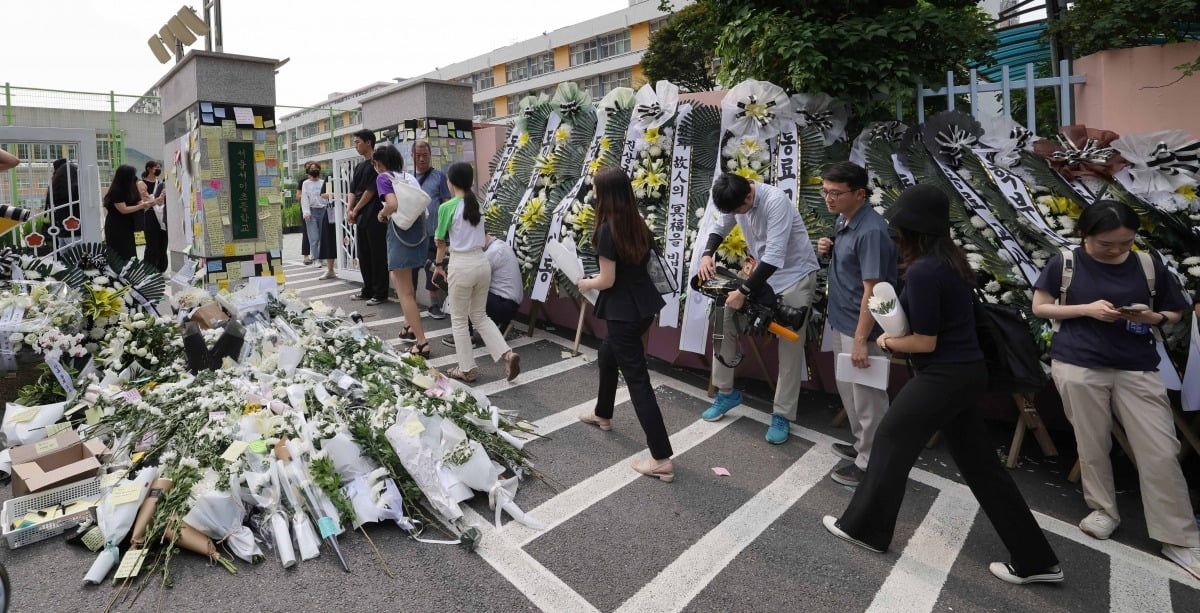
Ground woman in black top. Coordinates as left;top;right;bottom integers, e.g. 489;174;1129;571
822;184;1061;585
138;161;167;272
576;167;675;482
103;164;151;260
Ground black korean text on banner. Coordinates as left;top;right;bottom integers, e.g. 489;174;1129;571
531;119;607;302
506;113;562;245
660;104;694;327
891;154;916;188
973;149;1075;249
774;124;799;206
932;156;1041;285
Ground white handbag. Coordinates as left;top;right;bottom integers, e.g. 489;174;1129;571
386;171;431;231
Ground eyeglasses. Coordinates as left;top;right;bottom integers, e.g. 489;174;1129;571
821;189;855;200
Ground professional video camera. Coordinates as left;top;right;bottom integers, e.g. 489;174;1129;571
690;265;809;343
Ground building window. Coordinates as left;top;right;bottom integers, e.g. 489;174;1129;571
470;70;495;92
504;52;553;84
650;18;667;35
602;69;632;93
474;100;495;120
570;29;631;66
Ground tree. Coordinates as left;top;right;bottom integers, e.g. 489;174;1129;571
642;3;720;92
670;1;995;126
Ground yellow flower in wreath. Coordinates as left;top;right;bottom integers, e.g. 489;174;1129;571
82;285;130;320
732;165;764;182
518;132;531;147
520;198;547;232
717;225;749;263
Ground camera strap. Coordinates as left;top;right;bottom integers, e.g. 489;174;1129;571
713;306;745;368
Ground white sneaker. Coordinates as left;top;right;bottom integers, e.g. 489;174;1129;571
1079;510;1118;540
1161;544;1200;580
318;271;337;280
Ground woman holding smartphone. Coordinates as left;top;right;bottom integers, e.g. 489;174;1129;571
1032;199;1199;579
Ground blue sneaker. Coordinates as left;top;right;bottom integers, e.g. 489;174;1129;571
766;414;790;445
701;389;743;422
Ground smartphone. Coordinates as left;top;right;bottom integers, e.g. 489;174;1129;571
1118;303;1149;313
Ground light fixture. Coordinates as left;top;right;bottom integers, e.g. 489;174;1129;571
148;4;220;64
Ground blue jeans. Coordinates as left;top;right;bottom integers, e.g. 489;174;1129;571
305;207;327;260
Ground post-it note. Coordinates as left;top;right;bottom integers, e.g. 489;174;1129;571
221;440;249;463
34;438;61;454
110;484;142;506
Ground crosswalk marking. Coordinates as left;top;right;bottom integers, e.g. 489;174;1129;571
306;288;363;301
867;490;980;613
267;269;1200;610
503;414;742;548
427;335;539;369
615;447;842;613
1110;556;1173;613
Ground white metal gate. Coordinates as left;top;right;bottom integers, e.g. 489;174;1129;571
331;148;361;278
0;126;102;257
912;59;1086;135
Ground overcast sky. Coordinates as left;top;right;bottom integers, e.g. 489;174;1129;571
6;0;632;106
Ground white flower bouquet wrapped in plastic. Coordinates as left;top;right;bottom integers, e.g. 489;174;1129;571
868;282;909;338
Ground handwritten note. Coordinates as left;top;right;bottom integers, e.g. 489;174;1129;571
233;107;254;126
110;484;142;506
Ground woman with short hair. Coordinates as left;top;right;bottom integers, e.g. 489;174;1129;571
373;145;432;357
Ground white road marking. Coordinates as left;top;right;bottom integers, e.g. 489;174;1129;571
1110;556;1173;613
529;388;631;438
306;288;363;301
293;281;343;293
615;447;841;613
427;335;539;369
866;490;980;613
503;413;742;548
474;354;591;397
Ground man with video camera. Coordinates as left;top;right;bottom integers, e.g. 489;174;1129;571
697;173;820;444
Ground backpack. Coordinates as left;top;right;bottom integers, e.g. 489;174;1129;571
1053;248;1159;340
974;291;1049;394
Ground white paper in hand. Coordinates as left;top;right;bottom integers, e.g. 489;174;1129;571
545;237;599;305
834;353;891;391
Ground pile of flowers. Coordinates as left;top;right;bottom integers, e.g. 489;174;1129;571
7;287;543;601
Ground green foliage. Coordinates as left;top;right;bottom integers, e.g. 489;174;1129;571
1046;0;1199;57
643;3;720;92
696;0;994;126
281;202;302;229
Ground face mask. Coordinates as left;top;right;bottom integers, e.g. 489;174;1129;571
308;169;320;177
153;168;161;177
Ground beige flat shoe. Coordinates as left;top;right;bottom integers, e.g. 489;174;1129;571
631;458;674;483
503;351;521;382
578;413;612;431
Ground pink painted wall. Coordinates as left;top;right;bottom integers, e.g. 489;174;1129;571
1074;42;1200;139
471;123;508;189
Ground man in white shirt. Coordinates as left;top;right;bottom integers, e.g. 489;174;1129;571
443;235;524;348
696;172;820;445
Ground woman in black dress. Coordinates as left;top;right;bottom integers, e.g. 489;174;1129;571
822;184;1061;585
576;167;675;482
103;164;151;260
138;161;167;271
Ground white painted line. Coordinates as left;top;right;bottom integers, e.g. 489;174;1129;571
460;506;600;613
293;281;344;293
504;413;742;548
1110;556;1172;613
307;288;363;301
386;327;453;345
866;490;980;613
615;447;841;613
282;270;326;280
474;354;590;397
529;388;631;438
427;335;539;369
367;315;410;328
908;467;1200;589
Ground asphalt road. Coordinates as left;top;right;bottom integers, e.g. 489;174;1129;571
2;242;1198;613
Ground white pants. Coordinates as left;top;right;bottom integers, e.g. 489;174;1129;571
446;249;511;372
1052;360;1200;547
711;273;815;421
831;331;890;470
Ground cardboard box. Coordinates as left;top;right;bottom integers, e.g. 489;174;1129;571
190;303;229;330
10;431;106;497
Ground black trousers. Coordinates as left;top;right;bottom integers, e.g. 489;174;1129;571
595;316;673;460
143;211;167;273
837;360;1058;574
356;213;389;300
466;294;520;337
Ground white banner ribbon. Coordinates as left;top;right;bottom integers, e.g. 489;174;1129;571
932;156;1040;285
891;153;916;188
774;124;799;208
506;113;562;245
659;104;694;327
532;118;607;302
973;149;1074;249
485;128;523;206
45;352;76;396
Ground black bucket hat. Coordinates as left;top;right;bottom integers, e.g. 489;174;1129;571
885;184;950;236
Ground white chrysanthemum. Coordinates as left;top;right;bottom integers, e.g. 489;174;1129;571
970;216;987;229
984;281;1001;293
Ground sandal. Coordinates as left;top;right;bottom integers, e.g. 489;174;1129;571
409;341;432;358
446;367;477;382
503;351;521;382
398;325;416;341
631;458;675;483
